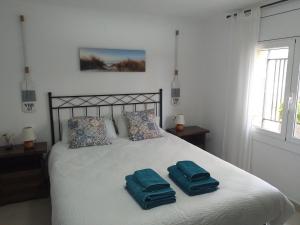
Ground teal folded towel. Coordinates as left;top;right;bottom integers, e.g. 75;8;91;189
126;175;176;209
168;165;219;196
126;175;175;201
176;160;210;181
126;185;176;209
134;168;170;192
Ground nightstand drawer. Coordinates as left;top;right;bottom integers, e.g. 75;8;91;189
0;180;45;194
0;169;44;185
182;135;205;149
167;126;209;150
0;155;42;173
0;169;49;205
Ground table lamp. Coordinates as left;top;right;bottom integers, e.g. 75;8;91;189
175;114;185;132
23;127;36;150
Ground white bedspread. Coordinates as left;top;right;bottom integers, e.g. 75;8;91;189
49;132;294;225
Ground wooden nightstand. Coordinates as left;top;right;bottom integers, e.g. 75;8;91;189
0;142;49;206
167;126;210;150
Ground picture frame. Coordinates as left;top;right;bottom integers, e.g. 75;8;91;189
79;48;146;72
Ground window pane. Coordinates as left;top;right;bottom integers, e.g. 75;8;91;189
253;47;289;133
268;48;289;59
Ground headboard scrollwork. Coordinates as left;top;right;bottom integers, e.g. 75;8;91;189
48;89;163;145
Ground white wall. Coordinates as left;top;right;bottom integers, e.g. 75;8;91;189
191;16;230;157
251;135;300;204
0;0;207;146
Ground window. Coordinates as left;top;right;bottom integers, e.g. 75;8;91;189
252;38;300;145
252;38;300;143
255;47;289;133
252;40;293;135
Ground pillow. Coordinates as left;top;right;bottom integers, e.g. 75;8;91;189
68;117;111;149
115;114;161;138
61;120;69;144
115;115;129;137
61;118;117;143
104;118;117;139
125;109;162;141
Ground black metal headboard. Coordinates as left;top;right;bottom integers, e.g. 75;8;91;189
48;89;163;145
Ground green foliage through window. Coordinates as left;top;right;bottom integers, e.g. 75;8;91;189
279;102;300;124
297;101;300;124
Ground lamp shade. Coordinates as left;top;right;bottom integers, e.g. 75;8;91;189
22;127;36;142
175;114;185;125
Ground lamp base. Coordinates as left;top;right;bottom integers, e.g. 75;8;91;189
24;141;34;150
176;124;184;132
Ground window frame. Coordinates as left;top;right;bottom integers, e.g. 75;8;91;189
253;38;296;141
286;37;300;145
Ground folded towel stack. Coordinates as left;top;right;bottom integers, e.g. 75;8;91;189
168;161;219;196
125;168;176;209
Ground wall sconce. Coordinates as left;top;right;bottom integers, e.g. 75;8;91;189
20;15;37;113
171;30;180;105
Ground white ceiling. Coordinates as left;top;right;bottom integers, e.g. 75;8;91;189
25;0;266;18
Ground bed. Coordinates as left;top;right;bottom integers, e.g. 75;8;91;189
48;90;294;225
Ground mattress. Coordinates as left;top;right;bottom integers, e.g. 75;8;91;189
48;131;294;225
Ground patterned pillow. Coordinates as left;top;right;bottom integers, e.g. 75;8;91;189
68;117;111;149
125;110;162;141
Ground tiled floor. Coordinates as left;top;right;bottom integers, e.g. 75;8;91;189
0;198;51;225
0;198;299;225
286;203;300;225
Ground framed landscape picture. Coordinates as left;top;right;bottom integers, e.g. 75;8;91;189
79;48;146;72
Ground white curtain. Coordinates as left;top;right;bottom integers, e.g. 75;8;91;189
222;8;260;171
